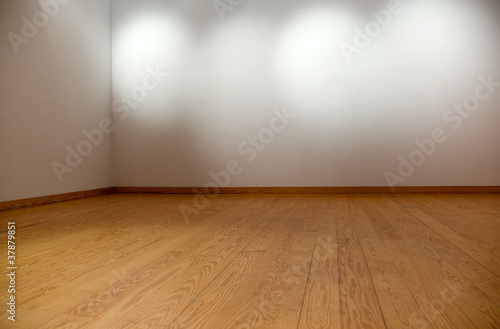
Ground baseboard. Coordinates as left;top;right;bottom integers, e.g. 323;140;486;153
114;186;500;194
2;186;498;211
0;187;114;211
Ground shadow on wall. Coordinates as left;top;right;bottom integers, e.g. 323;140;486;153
112;102;212;187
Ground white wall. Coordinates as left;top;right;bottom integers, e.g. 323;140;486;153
111;0;500;188
0;0;112;201
2;0;499;201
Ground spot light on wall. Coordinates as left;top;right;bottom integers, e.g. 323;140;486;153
112;12;193;120
274;5;360;114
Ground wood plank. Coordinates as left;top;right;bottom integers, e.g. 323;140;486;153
68;197;293;328
0;307;94;329
414;195;500;228
375;196;500;328
43;314;95;329
0;193;499;328
382;239;478;328
79;198;298;328
351;195;440;329
337;195;387;329
406;195;500;246
169;250;267;329
124;219;277;326
19;197;263;311
2;187;499;212
401;195;500;276
114;186;500;194
0;187;113;211
65;199;270;314
298;198;341;329
120;323;168;329
198;230;317;328
126;198;311;327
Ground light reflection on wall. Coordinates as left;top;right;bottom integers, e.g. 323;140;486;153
112;13;193;121
111;0;500;187
274;5;360;114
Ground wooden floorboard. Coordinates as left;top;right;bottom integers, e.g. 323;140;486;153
298;197;340;329
0;193;498;328
338;195;387;329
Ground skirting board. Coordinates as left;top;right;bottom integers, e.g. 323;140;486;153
1;186;498;211
0;188;114;211
114;186;500;194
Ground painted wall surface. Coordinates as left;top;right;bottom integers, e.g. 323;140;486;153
2;0;500;201
0;0;112;201
112;0;500;188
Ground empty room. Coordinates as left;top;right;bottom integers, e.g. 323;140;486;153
1;0;499;328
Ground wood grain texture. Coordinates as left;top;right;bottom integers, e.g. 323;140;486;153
337;195;387;329
0;187;113;211
114;186;500;194
351;196;434;329
2;187;498;211
298;196;341;329
0;193;498;329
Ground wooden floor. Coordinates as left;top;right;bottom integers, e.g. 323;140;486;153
0;194;499;329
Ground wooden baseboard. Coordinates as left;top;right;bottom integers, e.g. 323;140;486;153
0;188;114;211
2;186;498;211
114;186;500;194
